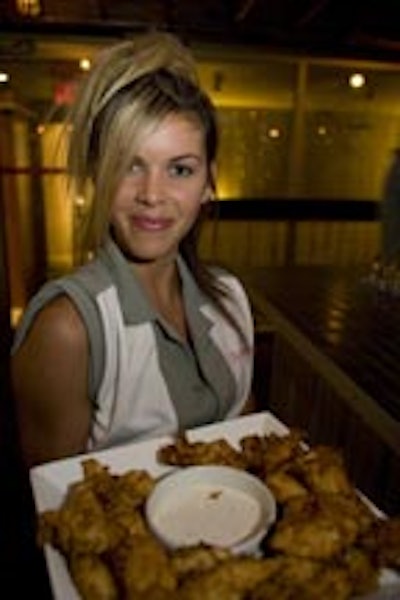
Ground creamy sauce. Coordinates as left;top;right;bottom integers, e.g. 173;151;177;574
151;483;262;548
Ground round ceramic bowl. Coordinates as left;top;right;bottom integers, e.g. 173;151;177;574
145;464;276;556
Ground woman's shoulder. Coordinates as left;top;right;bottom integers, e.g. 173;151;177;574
47;294;86;338
14;294;87;355
12;260;110;354
36;295;84;331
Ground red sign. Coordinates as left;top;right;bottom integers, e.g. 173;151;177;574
53;80;77;106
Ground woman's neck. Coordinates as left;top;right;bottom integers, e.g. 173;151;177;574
133;257;178;300
132;258;188;340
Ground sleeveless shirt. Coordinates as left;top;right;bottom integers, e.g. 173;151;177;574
12;239;254;451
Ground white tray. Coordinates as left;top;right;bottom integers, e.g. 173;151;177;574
30;411;398;600
31;411;287;600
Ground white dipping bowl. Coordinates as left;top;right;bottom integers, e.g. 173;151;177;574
145;465;276;556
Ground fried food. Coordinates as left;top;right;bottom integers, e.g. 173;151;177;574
243;429;306;475
37;428;400;600
38;458;159;599
249;556;353;600
291;445;355;495
68;554;118;600
110;533;177;596
261;443;355;506
129;587;174;599
237;434;270;473
178;556;281;600
359;516;400;570
339;547;379;597
265;467;308;503
268;491;376;560
170;544;232;581
157;429;306;476
82;458;155;510
156;433;246;469
38;481;112;555
81;458;154;547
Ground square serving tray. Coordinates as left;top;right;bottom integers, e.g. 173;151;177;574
30;411;288;600
30;410;399;600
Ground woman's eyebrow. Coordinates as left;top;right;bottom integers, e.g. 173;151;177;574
170;153;202;161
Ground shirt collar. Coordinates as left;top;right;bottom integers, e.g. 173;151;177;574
99;238;213;334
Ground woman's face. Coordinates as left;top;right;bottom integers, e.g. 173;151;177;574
109;112;213;266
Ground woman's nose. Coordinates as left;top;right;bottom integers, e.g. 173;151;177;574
137;171;165;205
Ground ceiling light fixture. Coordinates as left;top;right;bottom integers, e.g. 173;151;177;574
79;58;91;72
16;0;41;17
349;72;366;89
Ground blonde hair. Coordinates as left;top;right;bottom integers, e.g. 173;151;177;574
67;31;215;256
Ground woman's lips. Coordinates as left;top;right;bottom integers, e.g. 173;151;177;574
131;215;173;231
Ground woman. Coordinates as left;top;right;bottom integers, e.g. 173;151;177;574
11;31;254;468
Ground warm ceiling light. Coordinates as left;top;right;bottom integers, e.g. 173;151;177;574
268;127;281;139
0;72;9;83
348;72;366;89
16;0;41;16
79;58;91;72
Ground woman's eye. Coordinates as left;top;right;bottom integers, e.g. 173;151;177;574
170;164;193;178
130;162;143;175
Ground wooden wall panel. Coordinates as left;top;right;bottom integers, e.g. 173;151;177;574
200;218;380;269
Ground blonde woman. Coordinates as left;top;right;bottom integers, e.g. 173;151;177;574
11;31;254;467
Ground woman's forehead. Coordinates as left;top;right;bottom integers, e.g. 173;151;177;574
127;111;206;156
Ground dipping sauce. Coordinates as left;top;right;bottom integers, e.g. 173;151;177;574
146;465;277;555
150;482;262;547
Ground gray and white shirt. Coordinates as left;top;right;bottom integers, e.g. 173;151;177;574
12;238;254;451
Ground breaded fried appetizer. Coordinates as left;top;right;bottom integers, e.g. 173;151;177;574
250;561;353;600
82;458;155;509
157;433;246;469
36;433;399;600
68;554;118;600
291;445;355;495
359;516;400;571
265;467;308;504
268;492;376;560
170;544;233;582
247;429;306;477
110;533;177;596
238;434;270;474
178;556;281;600
79;458;155;547
339;546;379;597
38;481;111;555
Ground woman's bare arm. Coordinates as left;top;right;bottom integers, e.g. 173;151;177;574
11;296;91;468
